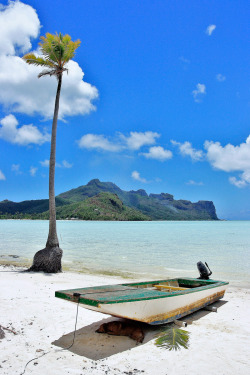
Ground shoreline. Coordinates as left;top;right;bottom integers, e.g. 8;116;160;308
1;259;249;289
0;261;139;280
1;265;250;375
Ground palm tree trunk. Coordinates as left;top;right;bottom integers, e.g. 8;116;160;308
46;73;62;248
29;74;63;273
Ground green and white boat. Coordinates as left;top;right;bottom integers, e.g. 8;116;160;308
55;266;228;325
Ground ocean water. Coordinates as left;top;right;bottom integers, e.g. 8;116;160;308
0;220;249;288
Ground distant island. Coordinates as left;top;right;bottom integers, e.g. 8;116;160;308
0;179;218;221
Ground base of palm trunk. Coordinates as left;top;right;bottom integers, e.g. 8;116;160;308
28;246;63;273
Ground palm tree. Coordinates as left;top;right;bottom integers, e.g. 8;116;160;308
23;33;80;272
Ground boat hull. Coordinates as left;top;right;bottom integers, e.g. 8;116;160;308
97;285;226;324
55;278;228;325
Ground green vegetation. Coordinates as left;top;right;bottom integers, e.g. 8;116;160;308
0;193;150;221
155;326;190;351
49;193;150;221
0;179;218;221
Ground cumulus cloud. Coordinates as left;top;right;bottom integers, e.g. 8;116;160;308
171;140;204;161
169;136;250;188
120;131;160;150
204;137;250;172
30;166;37;176
206;24;216;36
131;171;148;183
0;114;50;145
78;131;160;153
141;146;173;161
78;134;121;152
216;74;226;82
192;83;206;102
0;1;40;55
0;170;6;180
0;1;98;119
205;136;250;187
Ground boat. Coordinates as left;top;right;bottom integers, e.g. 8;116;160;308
55;262;229;325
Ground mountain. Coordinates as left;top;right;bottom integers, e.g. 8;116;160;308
53;192;149;221
0;179;218;220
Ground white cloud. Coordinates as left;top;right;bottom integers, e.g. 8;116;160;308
204;137;250;172
205;136;250;187
40;160;50;167
11;163;22;174
11;164;20;171
0;1;40;56
171;140;204;161
229;176;247;188
0;114;50;145
206;24;216;36
131;171;147;183
61;160;73;168
0;1;98;120
30;166;37;176
141;146;173;161
78;134;121;152
216;74;226;82
120;131;160;150
0;170;6;180
186;180;204;186
192;83;206;102
78;131;160;153
40;159;73;168
169;135;250;188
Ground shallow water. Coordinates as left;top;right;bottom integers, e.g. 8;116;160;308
0;220;249;287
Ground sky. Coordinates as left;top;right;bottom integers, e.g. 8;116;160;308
0;0;249;220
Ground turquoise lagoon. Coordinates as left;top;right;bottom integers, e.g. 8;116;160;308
0;220;249;288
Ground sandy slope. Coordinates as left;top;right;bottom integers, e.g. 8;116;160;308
0;265;249;375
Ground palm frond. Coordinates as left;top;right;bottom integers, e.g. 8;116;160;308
39;33;81;65
22;54;55;68
62;39;81;65
23;32;81;78
155;327;189;351
38;69;58;78
38;67;68;78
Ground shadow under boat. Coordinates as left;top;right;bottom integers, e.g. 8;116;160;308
52;316;152;360
52;299;227;360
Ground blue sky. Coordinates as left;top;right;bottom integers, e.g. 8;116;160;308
0;0;249;219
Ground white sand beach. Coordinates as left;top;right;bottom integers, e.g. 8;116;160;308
1;265;249;375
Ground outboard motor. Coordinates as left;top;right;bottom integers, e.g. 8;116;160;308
197;261;212;280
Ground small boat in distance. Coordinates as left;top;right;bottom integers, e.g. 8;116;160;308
55;262;229;325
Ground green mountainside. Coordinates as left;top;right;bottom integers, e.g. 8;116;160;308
0;179;218;220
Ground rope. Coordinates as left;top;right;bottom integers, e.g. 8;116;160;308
20;299;80;375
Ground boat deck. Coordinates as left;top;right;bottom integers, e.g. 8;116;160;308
55;278;228;307
55;284;166;306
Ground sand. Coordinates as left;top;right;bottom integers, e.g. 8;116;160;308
0;265;249;375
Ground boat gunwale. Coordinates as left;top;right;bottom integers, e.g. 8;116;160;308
55;278;229;307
